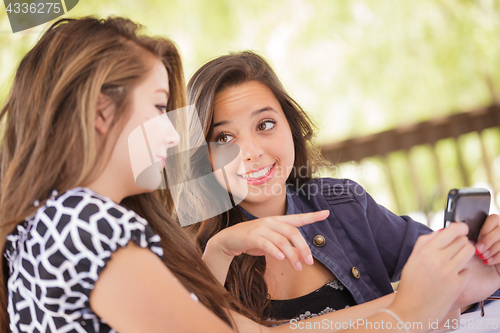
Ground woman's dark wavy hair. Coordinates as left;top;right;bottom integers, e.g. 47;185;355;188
186;51;323;320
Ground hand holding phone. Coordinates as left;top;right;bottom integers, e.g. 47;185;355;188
444;188;491;243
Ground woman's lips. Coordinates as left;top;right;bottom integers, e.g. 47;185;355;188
156;156;166;169
238;163;276;185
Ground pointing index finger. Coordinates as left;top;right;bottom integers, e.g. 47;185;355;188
275;210;330;228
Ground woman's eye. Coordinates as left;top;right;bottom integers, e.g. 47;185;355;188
216;133;234;144
156;105;168;114
257;120;276;131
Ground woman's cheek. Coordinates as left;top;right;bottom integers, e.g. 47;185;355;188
275;131;295;179
210;144;249;203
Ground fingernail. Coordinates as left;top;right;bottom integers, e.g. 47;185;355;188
475;249;481;256
476;244;484;253
306;254;314;265
483;259;489;264
296;262;303;270
478;254;485;259
438;228;443;231
276;252;285;260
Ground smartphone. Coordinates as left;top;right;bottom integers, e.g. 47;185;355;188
444;188;490;243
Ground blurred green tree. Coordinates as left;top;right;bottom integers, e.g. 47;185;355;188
1;0;499;218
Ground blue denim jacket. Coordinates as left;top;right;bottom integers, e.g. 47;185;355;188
291;178;434;304
241;177;500;311
241;177;433;305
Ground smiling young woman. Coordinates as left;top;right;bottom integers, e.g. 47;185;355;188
185;51;500;327
209;80;296;217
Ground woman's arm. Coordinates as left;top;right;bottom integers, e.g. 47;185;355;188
90;242;235;333
225;294;394;333
449;214;500;312
271;293;396;332
203;236;234;285
230;293;454;333
91;224;473;333
88;219;399;333
90;240;395;333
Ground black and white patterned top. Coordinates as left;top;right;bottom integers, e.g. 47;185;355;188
4;187;164;333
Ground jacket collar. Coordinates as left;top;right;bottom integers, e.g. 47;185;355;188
238;186;297;220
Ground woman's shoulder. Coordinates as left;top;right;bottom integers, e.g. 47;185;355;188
6;187;162;266
52;187;146;223
49;187;161;253
43;187;151;232
293;177;366;199
305;177;363;188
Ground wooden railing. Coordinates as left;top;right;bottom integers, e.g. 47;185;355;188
320;105;500;215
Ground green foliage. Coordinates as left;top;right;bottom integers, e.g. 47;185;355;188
1;0;499;218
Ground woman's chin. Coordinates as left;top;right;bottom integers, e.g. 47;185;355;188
135;163;164;190
233;189;284;207
229;177;284;200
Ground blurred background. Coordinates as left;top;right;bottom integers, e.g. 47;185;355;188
1;0;500;229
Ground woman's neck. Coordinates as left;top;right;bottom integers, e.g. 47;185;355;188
84;182;124;203
84;166;129;203
238;190;287;218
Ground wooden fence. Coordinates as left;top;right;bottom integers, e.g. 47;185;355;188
320;105;500;215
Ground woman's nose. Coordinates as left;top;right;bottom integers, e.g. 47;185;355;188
240;135;263;161
162;114;180;148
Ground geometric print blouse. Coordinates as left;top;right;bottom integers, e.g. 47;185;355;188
4;187;163;333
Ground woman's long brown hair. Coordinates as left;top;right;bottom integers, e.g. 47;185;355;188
0;17;251;332
186;51;325;320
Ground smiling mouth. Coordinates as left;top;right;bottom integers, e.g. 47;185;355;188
238;163;275;180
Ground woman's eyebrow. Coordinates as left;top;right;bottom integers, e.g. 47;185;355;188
213;120;230;128
213;107;277;128
155;89;170;99
251;106;277;117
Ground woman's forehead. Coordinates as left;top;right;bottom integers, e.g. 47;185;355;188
146;59;170;91
213;81;280;118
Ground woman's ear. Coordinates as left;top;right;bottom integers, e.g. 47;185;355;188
95;93;115;136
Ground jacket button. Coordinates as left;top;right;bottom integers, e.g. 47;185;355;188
312;235;325;247
352;267;360;279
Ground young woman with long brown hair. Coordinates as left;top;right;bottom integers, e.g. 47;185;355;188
0;16;262;333
0;17;494;333
186;51;500;326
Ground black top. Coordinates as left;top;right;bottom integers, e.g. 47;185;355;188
265;279;357;322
